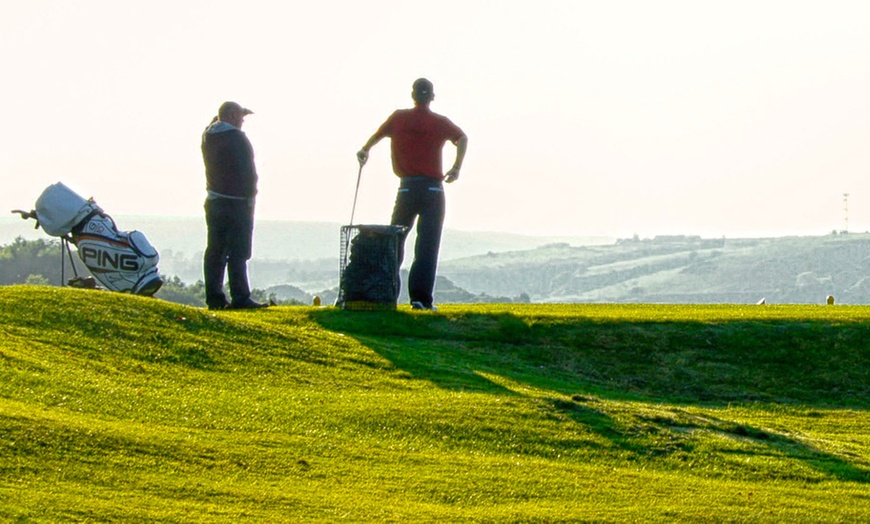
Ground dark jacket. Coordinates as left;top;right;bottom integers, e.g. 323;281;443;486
201;122;258;199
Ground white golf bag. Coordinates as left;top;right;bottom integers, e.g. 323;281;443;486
16;182;163;296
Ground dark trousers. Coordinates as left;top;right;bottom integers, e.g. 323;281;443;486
390;177;445;307
203;197;255;307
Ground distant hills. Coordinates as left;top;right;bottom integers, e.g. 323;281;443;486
0;215;609;264
6;216;870;304
440;233;870;305
0;215;607;295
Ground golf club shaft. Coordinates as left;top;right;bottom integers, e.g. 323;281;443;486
349;164;363;226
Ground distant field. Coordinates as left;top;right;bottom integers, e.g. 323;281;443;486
441;233;870;304
1;287;868;522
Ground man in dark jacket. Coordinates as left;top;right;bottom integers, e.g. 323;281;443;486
201;101;267;310
357;78;468;311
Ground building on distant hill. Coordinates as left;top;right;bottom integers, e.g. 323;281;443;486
617;235;725;248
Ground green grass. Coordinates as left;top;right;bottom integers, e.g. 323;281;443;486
1;287;869;522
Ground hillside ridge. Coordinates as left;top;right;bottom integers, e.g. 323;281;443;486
1;287;869;521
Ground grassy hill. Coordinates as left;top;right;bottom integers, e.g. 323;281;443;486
1;286;869;521
441;233;870;304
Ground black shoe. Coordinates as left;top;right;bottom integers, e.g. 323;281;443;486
229;298;269;310
207;301;230;311
411;301;438;311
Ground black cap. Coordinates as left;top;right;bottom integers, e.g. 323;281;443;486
412;78;434;102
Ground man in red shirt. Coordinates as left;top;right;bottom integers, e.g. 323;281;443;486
357;78;468;311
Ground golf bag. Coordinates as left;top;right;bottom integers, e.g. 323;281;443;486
337;224;406;310
13;182;163;296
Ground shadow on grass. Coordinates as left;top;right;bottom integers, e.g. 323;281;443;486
310;308;870;483
548;397;870;483
310;308;870;408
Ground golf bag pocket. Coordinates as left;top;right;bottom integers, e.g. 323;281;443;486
73;213;163;296
34;182;99;236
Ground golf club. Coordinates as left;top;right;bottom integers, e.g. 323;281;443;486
349;163;363;226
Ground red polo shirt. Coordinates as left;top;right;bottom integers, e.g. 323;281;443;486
372;105;464;180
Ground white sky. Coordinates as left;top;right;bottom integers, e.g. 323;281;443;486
2;0;869;239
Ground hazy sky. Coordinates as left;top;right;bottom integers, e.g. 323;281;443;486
3;0;869;239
